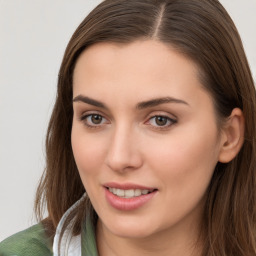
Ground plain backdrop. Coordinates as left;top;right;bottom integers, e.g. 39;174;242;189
0;0;255;242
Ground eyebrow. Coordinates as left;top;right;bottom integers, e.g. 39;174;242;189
72;95;189;109
136;97;189;109
73;95;107;109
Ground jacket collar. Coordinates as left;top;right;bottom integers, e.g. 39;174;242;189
53;194;98;256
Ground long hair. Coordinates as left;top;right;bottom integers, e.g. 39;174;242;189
35;0;256;254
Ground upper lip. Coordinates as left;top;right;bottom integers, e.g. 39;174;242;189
103;182;157;190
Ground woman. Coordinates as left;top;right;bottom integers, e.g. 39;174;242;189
1;0;255;255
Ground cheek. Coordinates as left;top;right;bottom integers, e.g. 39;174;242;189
71;127;109;204
142;125;220;226
145;122;220;189
71;126;107;180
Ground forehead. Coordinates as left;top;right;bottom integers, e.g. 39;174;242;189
73;40;199;81
72;40;210;109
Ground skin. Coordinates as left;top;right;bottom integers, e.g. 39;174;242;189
71;40;244;256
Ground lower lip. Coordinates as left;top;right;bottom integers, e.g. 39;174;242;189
104;187;157;211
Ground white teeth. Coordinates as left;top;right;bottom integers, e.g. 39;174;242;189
108;187;153;198
124;189;134;198
134;189;141;196
116;189;125;197
142;189;149;195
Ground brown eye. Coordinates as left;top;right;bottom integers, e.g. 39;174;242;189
155;116;168;126
81;113;107;128
148;115;176;128
91;114;102;124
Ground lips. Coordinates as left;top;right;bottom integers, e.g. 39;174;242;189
103;182;158;211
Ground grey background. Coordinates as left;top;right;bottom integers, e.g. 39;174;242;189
0;0;255;241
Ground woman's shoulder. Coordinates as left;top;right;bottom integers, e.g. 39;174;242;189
0;223;53;256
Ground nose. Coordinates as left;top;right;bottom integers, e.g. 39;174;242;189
105;125;143;173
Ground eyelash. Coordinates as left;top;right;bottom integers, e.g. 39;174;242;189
146;115;177;130
80;113;109;129
79;113;177;130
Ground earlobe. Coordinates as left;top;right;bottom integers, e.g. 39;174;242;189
218;108;245;163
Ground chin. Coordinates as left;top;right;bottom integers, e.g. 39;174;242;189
102;217;161;239
112;227;156;239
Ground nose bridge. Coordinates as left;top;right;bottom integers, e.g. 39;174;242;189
106;122;142;172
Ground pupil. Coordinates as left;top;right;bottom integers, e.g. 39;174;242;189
156;116;167;126
92;115;102;124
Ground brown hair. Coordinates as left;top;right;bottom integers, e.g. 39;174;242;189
35;0;256;254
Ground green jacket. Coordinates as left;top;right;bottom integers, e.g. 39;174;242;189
0;223;52;255
0;195;98;256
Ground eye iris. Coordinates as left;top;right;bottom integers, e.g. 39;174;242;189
155;116;168;126
91;115;102;124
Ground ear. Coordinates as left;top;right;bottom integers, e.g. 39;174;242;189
218;108;245;163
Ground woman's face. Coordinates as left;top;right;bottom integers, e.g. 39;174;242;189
72;40;223;240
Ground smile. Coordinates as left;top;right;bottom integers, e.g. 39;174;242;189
107;187;154;198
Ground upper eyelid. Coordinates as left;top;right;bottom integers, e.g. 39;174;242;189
149;115;176;121
146;111;177;120
81;113;107;121
147;115;177;124
78;108;113;121
80;110;107;119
